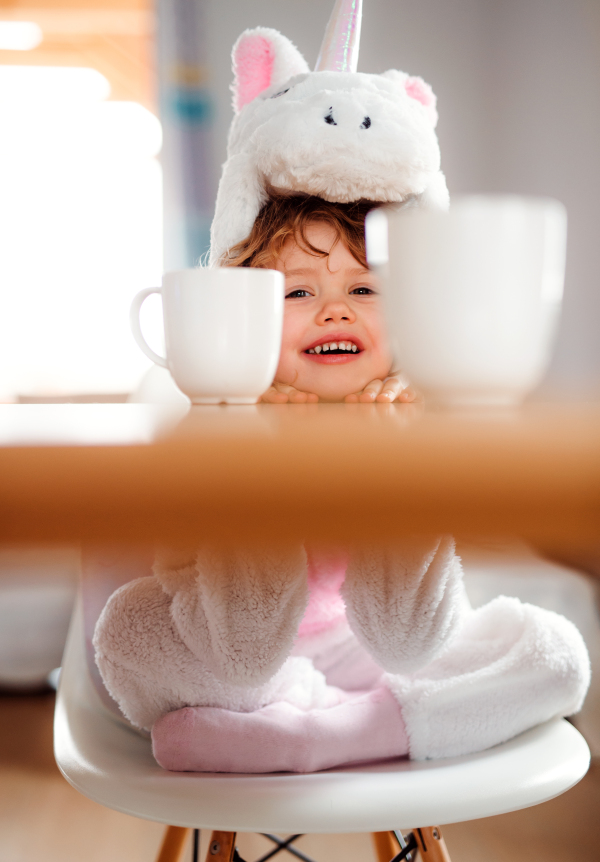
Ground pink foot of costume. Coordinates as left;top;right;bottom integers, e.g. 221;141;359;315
152;687;408;774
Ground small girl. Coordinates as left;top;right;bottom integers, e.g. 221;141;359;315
94;190;590;772
94;13;590;772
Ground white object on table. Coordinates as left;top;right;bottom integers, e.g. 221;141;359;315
367;195;566;407
130;268;284;405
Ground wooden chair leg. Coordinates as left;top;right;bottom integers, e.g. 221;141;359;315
372;827;451;862
413;826;452;861
372;831;399;862
204;831;237;862
155;826;191;862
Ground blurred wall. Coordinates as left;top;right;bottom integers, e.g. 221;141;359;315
200;0;600;398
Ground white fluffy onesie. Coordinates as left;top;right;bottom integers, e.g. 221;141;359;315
93;539;590;771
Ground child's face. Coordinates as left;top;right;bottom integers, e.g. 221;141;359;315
273;222;393;401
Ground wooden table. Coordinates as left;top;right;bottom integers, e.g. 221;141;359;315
0;402;598;556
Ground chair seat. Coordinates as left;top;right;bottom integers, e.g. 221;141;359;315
54;597;590;834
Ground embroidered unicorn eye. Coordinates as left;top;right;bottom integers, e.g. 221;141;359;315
271;88;290;99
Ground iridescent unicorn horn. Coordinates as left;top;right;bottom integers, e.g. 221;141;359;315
314;0;363;73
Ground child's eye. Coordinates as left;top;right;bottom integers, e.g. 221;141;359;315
350;286;376;295
285;289;312;299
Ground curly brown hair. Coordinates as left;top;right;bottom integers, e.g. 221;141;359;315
220;188;383;269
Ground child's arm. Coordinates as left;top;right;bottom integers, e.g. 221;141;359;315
342;537;467;673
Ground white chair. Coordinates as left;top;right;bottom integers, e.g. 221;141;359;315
54;590;590;862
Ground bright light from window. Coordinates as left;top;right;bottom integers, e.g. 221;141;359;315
86;100;163;157
0;67;163;400
0;65;111;103
0;21;43;51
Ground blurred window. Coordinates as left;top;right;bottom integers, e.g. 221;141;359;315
0;22;43;51
0;69;162;399
0;4;162;401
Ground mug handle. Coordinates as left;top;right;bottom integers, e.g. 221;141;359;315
129;287;167;368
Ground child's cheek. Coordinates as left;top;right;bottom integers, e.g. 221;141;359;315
274;314;302;385
369;309;395;374
274;353;296;386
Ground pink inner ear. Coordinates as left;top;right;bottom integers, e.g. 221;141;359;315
233;35;275;112
405;75;438;124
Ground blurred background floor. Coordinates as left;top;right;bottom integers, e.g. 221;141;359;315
1;691;599;862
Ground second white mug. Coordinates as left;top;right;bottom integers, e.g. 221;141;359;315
130;267;284;404
366;195;567;407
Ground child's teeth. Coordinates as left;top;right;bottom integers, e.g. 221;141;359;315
311;341;359;353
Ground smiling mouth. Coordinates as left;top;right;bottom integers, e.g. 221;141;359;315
305;340;360;355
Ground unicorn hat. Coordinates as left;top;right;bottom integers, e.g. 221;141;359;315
210;0;449;263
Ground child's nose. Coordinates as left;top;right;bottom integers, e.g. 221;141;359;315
316;300;356;325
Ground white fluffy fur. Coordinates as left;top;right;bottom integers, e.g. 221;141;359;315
94;546;343;731
387;596;591;760
210;28;449;263
94;541;463;730
94;542;589;758
342;537;468;673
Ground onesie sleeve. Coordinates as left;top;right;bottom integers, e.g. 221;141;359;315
156;545;310;688
342;536;467;673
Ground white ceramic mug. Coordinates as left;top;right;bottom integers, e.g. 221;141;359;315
130;268;284;404
366;195;567;406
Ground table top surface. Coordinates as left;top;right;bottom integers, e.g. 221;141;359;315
0;402;599;550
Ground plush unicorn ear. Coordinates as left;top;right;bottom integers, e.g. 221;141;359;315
405;75;438;126
381;69;439;127
231;27;310;113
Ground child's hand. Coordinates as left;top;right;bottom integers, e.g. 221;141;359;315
260;382;319;403
344;372;417;403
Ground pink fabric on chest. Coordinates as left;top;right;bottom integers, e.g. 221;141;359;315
298;546;349;637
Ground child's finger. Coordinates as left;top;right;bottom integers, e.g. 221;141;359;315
358;379;384;402
271;383;319;403
272;382;301;401
376;377;403;402
288;389;309;403
398;386;418;403
259;386;289;403
288;389;319;403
